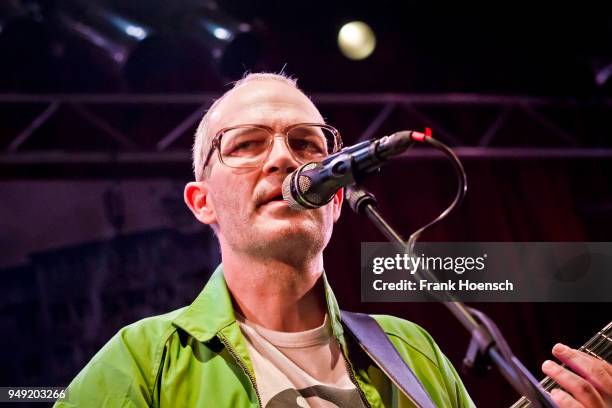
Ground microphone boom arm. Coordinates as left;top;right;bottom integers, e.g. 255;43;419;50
345;131;557;408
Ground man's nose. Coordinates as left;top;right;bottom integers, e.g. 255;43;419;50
262;134;299;175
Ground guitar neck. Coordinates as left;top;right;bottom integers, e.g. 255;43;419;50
510;321;612;408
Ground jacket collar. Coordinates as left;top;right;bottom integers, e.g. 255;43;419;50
172;264;345;343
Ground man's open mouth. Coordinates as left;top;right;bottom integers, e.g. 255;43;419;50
264;194;284;204
257;191;286;207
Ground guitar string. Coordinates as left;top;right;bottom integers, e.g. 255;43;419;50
587;323;612;361
514;330;611;408
581;325;611;361
511;322;611;408
538;323;612;392
538;324;611;390
511;331;608;408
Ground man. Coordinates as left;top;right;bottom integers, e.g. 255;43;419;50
56;73;611;407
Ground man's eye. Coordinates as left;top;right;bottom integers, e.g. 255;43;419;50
291;138;326;154
225;138;266;156
236;141;257;150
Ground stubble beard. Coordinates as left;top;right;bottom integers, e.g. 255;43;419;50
222;208;333;268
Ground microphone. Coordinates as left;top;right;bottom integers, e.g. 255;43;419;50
282;130;426;210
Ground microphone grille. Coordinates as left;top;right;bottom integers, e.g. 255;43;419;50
298;175;311;192
281;162;321;211
303;162;318;170
282;173;306;210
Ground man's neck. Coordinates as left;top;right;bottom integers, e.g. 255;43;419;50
222;252;327;333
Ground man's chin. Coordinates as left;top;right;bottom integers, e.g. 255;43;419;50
256;219;323;245
247;208;332;253
259;218;316;238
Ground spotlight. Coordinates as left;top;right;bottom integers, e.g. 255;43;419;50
53;0;153;67
592;58;612;87
46;0;161;90
68;0;261;85
337;21;376;60
2;0;258;91
106;0;262;79
52;0;222;91
181;2;261;79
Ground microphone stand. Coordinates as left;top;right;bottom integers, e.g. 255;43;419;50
344;137;557;407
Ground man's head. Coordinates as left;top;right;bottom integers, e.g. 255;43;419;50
184;73;343;266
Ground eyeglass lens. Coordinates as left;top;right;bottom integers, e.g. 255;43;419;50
219;125;336;167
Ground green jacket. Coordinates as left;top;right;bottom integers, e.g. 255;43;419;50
55;265;475;407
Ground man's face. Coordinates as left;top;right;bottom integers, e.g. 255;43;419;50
191;79;342;262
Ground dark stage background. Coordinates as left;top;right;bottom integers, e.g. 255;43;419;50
1;1;611;406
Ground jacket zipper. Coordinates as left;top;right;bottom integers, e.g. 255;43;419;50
341;347;373;408
218;334;263;408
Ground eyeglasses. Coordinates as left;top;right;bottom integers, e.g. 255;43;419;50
202;123;343;170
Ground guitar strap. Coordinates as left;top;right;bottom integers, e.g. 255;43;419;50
341;311;436;408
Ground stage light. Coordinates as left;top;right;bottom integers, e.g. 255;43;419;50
2;0;257;90
182;3;260;79
50;1;223;91
592;59;612;87
337;21;376;60
54;2;153;66
104;1;262;80
125;25;147;41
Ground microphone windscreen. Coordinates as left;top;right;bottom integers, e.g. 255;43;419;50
282;173;306;210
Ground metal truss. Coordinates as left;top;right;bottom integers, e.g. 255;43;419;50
2;93;612;172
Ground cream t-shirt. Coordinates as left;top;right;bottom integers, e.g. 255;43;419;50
236;313;366;408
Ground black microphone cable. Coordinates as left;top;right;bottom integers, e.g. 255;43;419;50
405;130;468;255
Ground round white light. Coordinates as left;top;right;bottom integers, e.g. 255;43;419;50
213;27;231;40
337;21;376;60
125;25;147;40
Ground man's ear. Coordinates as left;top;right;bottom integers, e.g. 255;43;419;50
332;187;344;222
184;181;217;225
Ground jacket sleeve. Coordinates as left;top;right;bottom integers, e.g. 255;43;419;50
371;314;476;408
54;321;165;408
435;346;475;408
